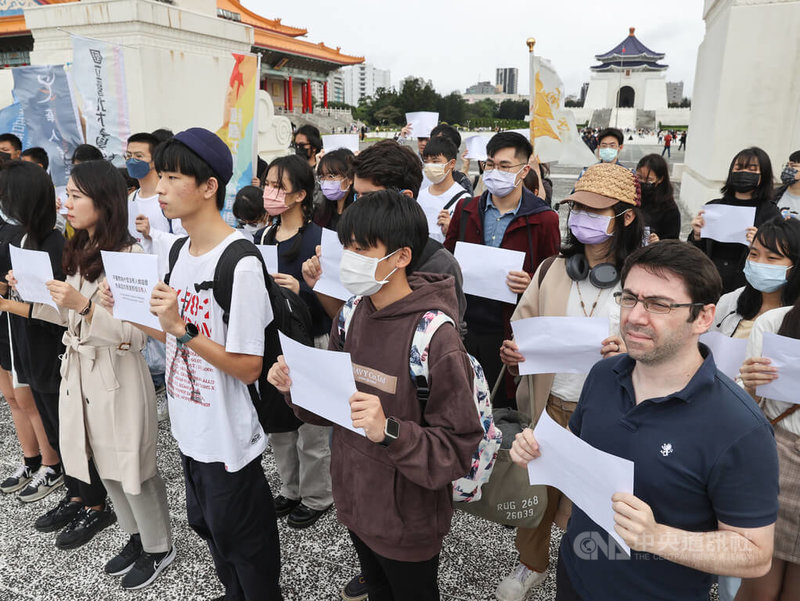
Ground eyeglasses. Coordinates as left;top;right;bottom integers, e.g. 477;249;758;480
317;174;344;183
484;162;525;173
614;292;704;314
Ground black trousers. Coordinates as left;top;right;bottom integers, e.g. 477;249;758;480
181;453;282;601
555;556;583;601
31;388;106;506
464;329;514;409
349;531;440;601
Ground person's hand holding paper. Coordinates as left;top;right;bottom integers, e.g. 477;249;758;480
511;316;609;375
454;241;525;304
700;204;756;245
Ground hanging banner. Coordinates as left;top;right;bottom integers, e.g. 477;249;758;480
70;34;130;166
0;102;30;149
217;53;259;225
12;65;84;187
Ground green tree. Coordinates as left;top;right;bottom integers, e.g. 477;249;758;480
497;99;529;120
437;92;466;126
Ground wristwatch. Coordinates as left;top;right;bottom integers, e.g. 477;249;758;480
176;322;199;346
379;417;400;447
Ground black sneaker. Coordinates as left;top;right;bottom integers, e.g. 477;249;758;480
105;534;143;576
0;465;33;494
273;495;301;518
35;495;83;532
17;466;63;503
55;505;116;550
121;545;176;590
287;503;331;529
340;572;368;601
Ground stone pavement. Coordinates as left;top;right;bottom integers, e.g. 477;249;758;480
0;400;565;601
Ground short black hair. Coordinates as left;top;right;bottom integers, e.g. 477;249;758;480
352;140;423;197
71;144;104;164
430;123;461;149
487;131;532;163
0;133;22;152
266;154;316;224
597;128;624;146
621;240;722;321
127;132;161;156
294;124;323;152
154;138;226;209
20;147;49;171
789;150;800;163
422;136;458;162
151;128;174;145
233;185;267;223
336;189;428;273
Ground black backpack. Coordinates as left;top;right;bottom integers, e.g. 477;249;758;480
165;237;312;433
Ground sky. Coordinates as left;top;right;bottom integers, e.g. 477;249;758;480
244;0;707;98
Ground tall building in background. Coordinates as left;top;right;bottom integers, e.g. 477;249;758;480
466;81;499;94
343;63;391;105
496;67;518;94
666;81;684;104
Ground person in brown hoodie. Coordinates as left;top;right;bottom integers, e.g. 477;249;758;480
268;189;483;601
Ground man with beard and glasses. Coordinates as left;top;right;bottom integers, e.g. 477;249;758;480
510;240;779;601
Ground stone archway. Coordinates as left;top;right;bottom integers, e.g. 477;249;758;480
617;86;635;108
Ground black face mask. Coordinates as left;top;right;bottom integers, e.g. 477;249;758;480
640;181;657;198
730;171;760;193
295;146;311;160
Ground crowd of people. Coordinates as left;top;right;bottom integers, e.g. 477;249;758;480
0;121;797;601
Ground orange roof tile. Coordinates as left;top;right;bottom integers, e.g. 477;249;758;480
253;27;363;66
220;0;306;37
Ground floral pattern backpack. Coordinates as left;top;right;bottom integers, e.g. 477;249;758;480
338;296;502;503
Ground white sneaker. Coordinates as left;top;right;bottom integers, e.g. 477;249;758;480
495;563;547;601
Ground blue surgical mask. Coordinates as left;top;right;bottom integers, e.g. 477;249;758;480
744;260;791;293
598;148;618;163
126;158;151;180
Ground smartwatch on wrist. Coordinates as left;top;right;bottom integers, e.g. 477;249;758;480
176;322;199;346
379;417;400;447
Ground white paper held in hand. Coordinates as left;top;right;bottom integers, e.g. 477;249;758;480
464;135;490;161
322;134;359;154
512;316;609;375
315;228;351;301
454;241;525;304
256;245;279;275
405;112;438;138
101;251;162;330
699;331;748;381
700;204;756;245
529;411;634;555
417;195;446;243
758;332;800;405
9;245;58;309
278;332;365;436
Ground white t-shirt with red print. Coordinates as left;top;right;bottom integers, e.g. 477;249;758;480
165;231;269;471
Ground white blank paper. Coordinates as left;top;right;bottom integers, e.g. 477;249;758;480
758;332;800;405
9;245;57;309
405;112;438;138
700;204;756;245
529;411;634;555
512;316;609;375
256;244;279;275
464;135;490;161
699;331;747;381
315;229;351;301
417;196;446;243
323;134;359;154
101;251;162;330
279;332;365;435
454;241;525;304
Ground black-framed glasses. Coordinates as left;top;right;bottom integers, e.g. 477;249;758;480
613;291;704;314
483;161;525;172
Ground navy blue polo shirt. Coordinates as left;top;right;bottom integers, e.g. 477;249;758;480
560;345;779;601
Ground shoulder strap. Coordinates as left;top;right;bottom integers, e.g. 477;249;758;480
211;239;265;323
537;255;557;288
409;310;455;403
458;196;476;241
163;236;190;286
770;404;800;426
443;189;470;211
260;224;277;245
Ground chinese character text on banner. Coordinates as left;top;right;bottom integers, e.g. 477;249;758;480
71;35;131;166
217;53;259;225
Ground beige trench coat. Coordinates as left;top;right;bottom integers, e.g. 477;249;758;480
33;268;156;495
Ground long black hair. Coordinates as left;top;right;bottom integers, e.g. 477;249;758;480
263;155;316;263
737;218;800;319
0;160;56;249
636;154;675;210
721;147;774;205
561;202;644;271
314;148;355;228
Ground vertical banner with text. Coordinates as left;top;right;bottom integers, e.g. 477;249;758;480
12;65;84;187
70;35;131;166
217;53;259;225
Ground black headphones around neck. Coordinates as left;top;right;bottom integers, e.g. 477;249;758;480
565;254;620;289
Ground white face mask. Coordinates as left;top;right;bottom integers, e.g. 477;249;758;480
339;248;400;297
240;223;260;235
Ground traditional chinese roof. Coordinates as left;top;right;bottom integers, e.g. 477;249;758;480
252;27;363;67
591;27;668;72
218;0;306;37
